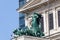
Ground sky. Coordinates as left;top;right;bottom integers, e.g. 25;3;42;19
0;0;19;40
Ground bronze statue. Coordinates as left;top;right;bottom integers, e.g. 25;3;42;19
13;13;44;37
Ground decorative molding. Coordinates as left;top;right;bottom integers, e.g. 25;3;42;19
17;0;48;12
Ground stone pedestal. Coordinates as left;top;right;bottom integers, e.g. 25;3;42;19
12;35;49;40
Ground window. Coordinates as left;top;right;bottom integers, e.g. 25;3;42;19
19;0;26;7
58;11;60;27
48;13;54;30
20;24;25;28
19;19;25;25
40;16;44;32
19;16;25;19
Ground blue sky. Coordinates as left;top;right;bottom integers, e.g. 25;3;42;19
0;0;19;40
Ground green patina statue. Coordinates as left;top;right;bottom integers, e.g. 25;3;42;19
13;13;44;37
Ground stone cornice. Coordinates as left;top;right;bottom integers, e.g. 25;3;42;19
17;0;48;13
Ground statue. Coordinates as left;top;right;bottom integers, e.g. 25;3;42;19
13;13;44;37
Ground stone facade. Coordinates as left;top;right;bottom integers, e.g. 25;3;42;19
16;0;60;40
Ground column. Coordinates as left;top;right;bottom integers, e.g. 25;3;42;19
43;12;49;36
53;8;58;30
